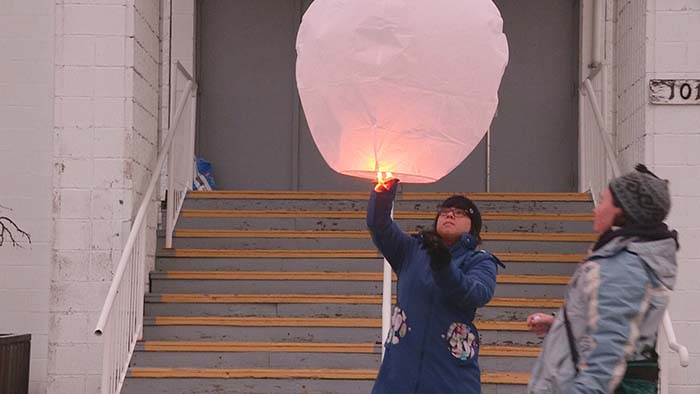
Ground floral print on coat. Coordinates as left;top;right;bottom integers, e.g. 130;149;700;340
386;305;408;345
446;322;478;360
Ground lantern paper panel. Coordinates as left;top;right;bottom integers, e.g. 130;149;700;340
296;0;509;183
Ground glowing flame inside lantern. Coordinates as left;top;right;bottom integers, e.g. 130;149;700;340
374;171;395;192
296;0;509;184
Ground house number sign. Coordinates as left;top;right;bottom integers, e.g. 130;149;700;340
649;79;700;105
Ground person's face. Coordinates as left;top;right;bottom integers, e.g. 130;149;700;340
436;207;472;244
594;188;624;234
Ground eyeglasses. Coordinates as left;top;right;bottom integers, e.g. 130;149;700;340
438;207;469;218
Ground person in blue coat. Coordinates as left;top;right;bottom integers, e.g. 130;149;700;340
367;178;503;394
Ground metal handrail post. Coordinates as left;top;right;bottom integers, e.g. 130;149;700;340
381;207;394;360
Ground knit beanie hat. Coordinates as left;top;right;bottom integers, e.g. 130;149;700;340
609;164;671;225
433;195;482;241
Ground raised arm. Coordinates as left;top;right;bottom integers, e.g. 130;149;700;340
366;180;417;274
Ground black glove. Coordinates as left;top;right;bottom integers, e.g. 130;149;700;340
420;230;451;271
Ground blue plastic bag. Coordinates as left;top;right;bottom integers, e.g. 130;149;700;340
193;157;216;190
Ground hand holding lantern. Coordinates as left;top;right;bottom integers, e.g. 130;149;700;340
374;172;399;193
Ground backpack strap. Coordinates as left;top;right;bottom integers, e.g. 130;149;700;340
563;303;580;374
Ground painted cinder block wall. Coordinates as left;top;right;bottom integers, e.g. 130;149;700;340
0;0;165;393
0;0;54;392
643;1;700;392
48;0;162;392
47;0;162;392
587;1;699;392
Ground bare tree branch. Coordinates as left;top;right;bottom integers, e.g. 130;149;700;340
0;216;32;247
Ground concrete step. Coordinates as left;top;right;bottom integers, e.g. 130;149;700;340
179;210;594;221
148;271;568;299
176;210;594;234
125;366;530;383
155;257;579;276
150;271;571;283
159;229;593;254
154;251;583;279
122;374;527;394
144;293;561;320
121;376;375;394
142;317;541;346
157;249;585;262
129;191;590;393
130;349;381;370
182;190;592;213
129;341;538;372
168;230;596;243
177;211;592;233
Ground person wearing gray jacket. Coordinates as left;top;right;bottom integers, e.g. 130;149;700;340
527;164;679;394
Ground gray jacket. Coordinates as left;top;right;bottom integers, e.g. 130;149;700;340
528;236;678;394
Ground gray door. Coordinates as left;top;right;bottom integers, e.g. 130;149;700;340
488;0;579;192
197;0;578;192
197;0;303;190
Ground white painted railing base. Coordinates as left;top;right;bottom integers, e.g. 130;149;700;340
381;208;394;360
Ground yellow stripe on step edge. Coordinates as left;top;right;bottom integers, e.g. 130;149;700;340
172;229;597;242
141;341;540;357
155;293;564;308
180;209;594;221
188;190;590;202
164;249;585;262
151;317;530;331
128;367;531;384
161;271;571;285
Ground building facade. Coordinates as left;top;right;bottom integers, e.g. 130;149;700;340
0;0;698;392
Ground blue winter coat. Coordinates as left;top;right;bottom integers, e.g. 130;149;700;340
367;186;501;394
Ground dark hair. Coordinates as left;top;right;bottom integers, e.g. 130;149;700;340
433;195;482;243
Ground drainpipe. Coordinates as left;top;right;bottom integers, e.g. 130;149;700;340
594;0;608;144
583;0;620;179
588;0;603;83
591;0;603;73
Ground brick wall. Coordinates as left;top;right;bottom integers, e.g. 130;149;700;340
51;1;130;391
644;1;700;393
49;1;161;392
608;1;700;392
0;1;54;392
614;0;648;170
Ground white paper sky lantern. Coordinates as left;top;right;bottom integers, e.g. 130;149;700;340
296;0;509;183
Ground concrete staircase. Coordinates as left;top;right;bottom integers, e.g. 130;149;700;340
121;190;594;394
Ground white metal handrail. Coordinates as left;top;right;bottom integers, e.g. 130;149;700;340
166;61;198;249
93;61;197;394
